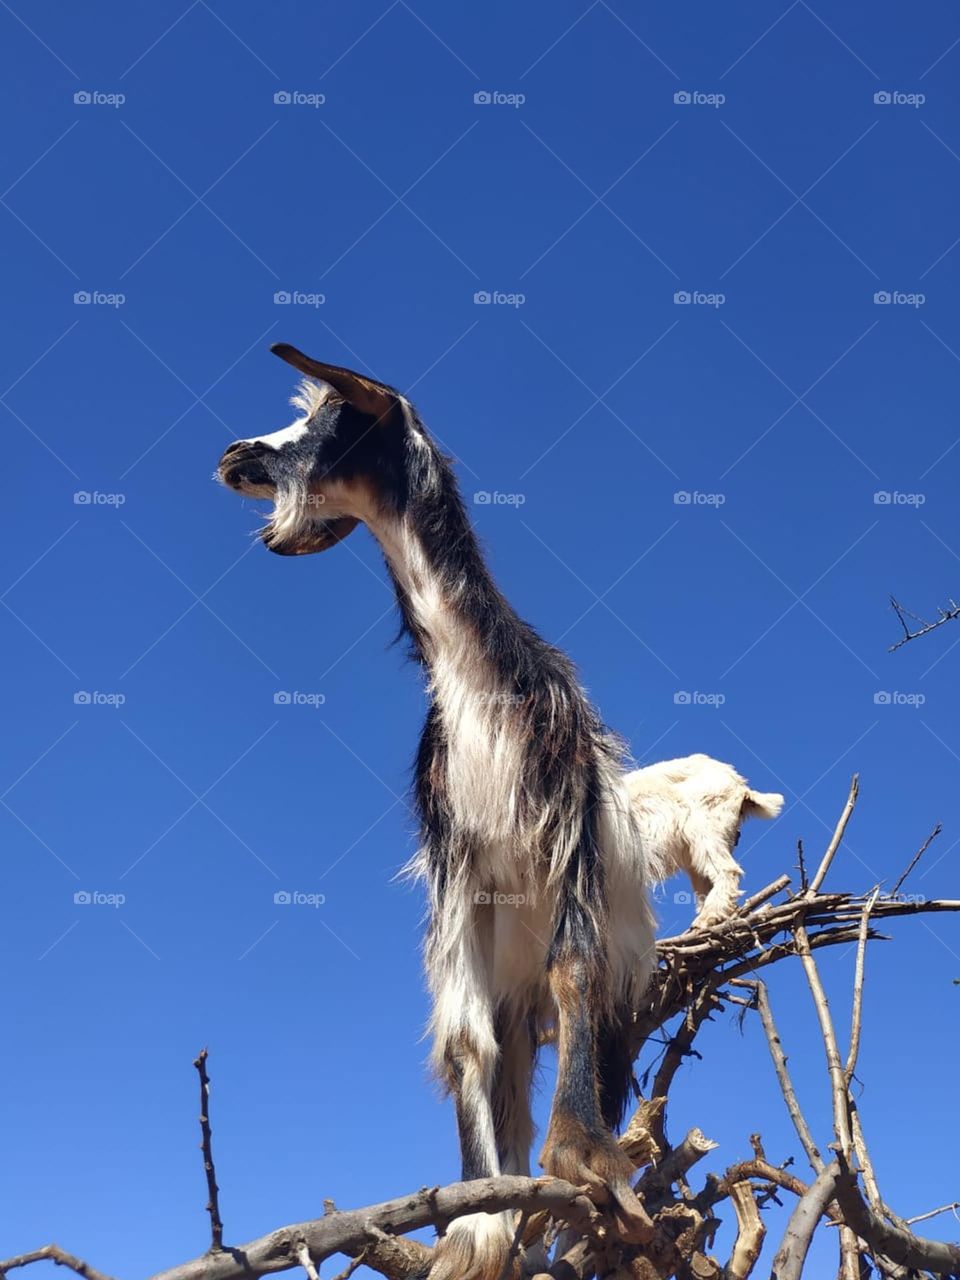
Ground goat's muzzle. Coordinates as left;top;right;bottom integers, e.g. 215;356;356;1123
218;440;274;494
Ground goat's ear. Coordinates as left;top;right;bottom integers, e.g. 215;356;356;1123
270;344;399;424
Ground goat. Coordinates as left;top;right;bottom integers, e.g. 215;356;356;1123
217;347;656;1280
625;754;783;927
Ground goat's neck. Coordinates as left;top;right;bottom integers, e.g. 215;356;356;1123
366;495;517;694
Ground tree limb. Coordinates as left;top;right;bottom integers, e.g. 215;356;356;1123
833;1160;960;1273
769;1163;840;1280
0;1246;116;1280
725;1180;766;1280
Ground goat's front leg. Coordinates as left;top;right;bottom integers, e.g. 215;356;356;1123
540;893;654;1244
426;886;519;1280
685;820;744;928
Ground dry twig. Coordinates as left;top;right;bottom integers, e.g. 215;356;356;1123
889;594;960;652
193;1049;224;1253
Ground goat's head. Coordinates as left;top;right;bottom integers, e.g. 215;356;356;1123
217;344;406;555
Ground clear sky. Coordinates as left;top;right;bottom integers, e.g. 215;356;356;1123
2;3;959;1276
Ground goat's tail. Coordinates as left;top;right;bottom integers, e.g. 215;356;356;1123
742;789;784;820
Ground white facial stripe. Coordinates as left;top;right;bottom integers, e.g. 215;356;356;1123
242;417;311;450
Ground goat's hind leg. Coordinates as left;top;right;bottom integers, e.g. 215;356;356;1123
540;899;652;1244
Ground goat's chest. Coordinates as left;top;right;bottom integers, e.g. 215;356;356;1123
427;646;527;843
440;691;525;840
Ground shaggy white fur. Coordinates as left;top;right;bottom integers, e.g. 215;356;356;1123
625;754;784;928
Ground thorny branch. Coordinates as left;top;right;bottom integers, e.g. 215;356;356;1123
3;781;958;1280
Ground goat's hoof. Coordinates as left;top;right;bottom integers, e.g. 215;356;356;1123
540;1125;654;1245
691;908;732;930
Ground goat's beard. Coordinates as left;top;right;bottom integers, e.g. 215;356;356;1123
261;479;359;555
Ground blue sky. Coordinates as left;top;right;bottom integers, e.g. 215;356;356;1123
2;2;959;1275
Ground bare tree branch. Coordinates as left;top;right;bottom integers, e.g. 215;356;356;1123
845;888;879;1087
889;594;960;652
890;823;943;898
906;1202;960;1227
0;1246;116;1280
731;979;824;1175
194;1049;224;1253
726;1180;766;1279
809;775;858;895
792;922;852;1160
150;1177;598;1280
770;1163;840;1280
833;1158;960;1274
